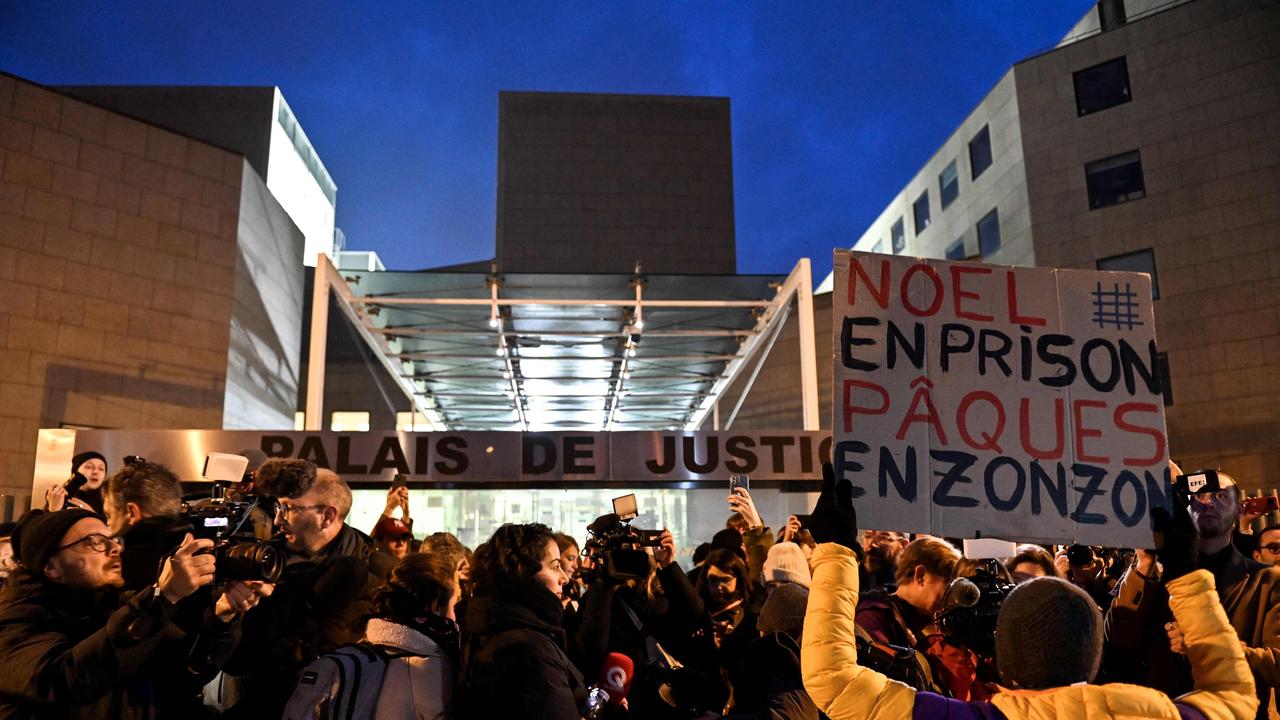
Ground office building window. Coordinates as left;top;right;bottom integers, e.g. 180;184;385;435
1156;351;1173;406
871;240;884;254
1074;57;1131;116
331;411;370;432
294;412;305;431
891;218;906;254
939;160;959;209
969;125;992;180
1086;150;1145;209
913;191;931;235
1097;248;1159;299
977;208;1001;257
946;239;966;261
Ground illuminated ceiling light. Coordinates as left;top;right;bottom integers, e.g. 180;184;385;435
634;317;644;330
502;370;512;379
628;347;637;357
496;345;506;357
488;316;499;328
622;371;632;380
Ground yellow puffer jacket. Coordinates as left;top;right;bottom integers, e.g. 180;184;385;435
802;543;1257;720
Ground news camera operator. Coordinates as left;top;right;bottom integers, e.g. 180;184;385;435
44;451;108;514
570;514;721;719
0;509;246;719
800;463;1258;720
222;459;393;719
1105;468;1280;719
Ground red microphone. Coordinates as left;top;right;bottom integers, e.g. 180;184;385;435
598;652;635;705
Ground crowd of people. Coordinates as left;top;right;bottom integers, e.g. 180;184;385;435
0;450;1276;720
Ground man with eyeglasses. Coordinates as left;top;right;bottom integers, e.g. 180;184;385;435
221;458;394;719
0;508;247;718
1105;468;1280;719
1253;525;1280;567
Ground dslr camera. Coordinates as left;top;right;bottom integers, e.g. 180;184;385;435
581;494;664;582
936;559;1015;660
181;453;284;583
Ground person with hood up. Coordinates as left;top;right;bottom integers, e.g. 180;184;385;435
800;464;1258;720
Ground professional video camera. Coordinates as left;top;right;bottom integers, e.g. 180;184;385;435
581;494;664;582
936;558;1015;660
181;453;284;583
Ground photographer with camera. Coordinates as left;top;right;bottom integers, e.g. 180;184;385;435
800;463;1258;720
855;535;959;653
570;514;719;719
0;509;243;718
44;451;108;514
1104;468;1280;719
222;459;394;719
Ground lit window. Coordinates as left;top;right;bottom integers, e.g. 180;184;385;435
1074;57;1131;116
397;411;431;430
969;126;992;180
1097;248;1159;299
939;160;959;209
1086;150;1145;210
913;191;931;235
331;411;370;432
294;411;305;431
891;218;906;254
977;209;1001;257
946;239;967;261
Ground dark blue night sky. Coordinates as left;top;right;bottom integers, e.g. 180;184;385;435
1;2;1093;282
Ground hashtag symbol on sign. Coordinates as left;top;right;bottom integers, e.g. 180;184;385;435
1091;282;1143;330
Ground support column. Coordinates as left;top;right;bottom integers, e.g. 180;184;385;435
796;258;820;431
304;255;333;431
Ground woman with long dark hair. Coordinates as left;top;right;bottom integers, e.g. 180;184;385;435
457;523;584;720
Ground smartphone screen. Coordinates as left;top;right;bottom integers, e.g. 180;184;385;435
730;474;749;492
1243;496;1279;515
391;474;408;489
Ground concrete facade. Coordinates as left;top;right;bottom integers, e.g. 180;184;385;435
822;0;1280;489
0;74;305;502
1016;0;1280;485
58;86;337;266
496;92;736;275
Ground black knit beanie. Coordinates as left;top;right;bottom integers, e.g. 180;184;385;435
995;576;1103;689
71;451;107;474
12;508;99;572
758;583;809;640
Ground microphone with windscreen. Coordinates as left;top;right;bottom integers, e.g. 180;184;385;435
945;577;981;609
599;652;634;705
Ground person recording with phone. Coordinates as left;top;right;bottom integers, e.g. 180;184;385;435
1105;467;1280;719
44;451;109;514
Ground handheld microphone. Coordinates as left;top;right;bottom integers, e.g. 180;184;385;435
598;652;635;706
947;577;981;609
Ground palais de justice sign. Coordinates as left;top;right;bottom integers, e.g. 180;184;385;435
832;250;1170;547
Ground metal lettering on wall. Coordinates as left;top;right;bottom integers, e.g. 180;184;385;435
34;429;833;494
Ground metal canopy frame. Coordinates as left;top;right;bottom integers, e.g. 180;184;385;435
305;255;819;433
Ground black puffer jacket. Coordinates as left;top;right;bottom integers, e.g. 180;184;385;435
0;570;239;720
459;581;587;720
223;523;393;719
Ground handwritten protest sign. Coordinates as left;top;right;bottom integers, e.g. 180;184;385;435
833;250;1170;547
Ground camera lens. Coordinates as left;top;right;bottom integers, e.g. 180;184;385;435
217;541;284;583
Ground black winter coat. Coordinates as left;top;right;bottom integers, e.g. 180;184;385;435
222;523;393;719
724;632;819;720
0;570;240;720
459;582;587;720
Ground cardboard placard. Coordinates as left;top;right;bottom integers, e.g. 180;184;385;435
833;250;1170;547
